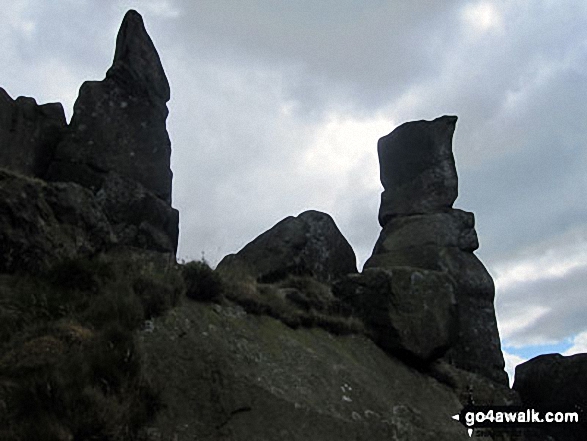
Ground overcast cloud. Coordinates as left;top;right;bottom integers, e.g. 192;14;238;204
1;0;586;384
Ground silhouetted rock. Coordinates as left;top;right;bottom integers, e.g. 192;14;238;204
514;353;587;441
377;115;458;226
47;9;172;204
333;267;457;362
217;210;357;284
0;88;66;177
364;116;507;387
1;9;178;271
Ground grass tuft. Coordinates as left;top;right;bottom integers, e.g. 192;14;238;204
215;269;364;336
182;260;223;302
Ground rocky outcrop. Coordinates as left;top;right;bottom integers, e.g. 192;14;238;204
0;88;66;177
138;300;471;441
217;210;357;284
514;354;587;441
46;10;172;204
353;116;507;387
0;9;178;270
0;169;115;274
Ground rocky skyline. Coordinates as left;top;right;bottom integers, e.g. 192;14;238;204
1;1;586;383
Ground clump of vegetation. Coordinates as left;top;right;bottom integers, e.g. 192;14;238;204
182;259;224;302
0;253;184;441
211;268;365;336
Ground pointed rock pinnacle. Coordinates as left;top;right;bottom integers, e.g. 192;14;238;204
106;9;170;103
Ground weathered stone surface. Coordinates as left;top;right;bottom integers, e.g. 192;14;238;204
0;168;116;274
217;210;357;284
333;267;457;363
514;353;587;441
46;10;172;203
377;115;458;226
137;300;471;441
0;87;66;177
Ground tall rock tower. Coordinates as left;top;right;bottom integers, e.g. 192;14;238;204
364;115;507;385
45;9;178;257
47;10;172;204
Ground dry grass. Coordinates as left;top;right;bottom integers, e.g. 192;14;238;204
213;268;365;336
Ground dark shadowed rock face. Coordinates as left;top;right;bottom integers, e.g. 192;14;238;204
377;115;458;227
47;9;172;204
217;210;357;284
0;169;116;274
0;88;66;177
333;267;457;363
514;353;587;441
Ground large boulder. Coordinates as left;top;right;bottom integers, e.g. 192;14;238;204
0;88;66;177
333;267;457;363
514;353;587;441
377;115;458;226
46;10;172;204
217;210;357;284
364;116;507;386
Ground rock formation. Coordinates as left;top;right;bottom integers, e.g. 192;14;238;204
377;115;458;226
514;353;587;441
217;210;357;284
46;10;172;204
0;9;178;273
5;8;573;438
334;116;507;390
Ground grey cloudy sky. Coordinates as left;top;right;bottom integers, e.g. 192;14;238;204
1;0;586;383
